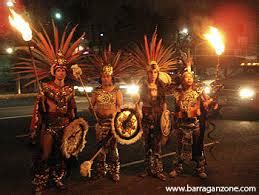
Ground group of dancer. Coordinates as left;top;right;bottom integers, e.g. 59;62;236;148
14;23;217;195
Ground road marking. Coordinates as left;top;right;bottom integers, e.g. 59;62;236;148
121;141;220;168
0;105;32;110
0;108;87;120
0;101;87;110
0;115;32;120
121;152;177;168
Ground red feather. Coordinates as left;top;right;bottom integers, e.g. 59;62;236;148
52;21;59;54
65;33;85;58
144;35;150;63
60;24;68;50
155;39;162;60
40;23;55;57
150;31;157;60
62;25;78;54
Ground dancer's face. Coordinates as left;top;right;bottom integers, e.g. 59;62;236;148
147;69;158;83
182;73;193;87
55;68;67;80
101;74;113;86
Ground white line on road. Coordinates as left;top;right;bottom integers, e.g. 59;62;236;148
0;101;86;111
0;115;32;120
0;109;86;120
121;141;220;168
121;152;177;168
0;105;32;110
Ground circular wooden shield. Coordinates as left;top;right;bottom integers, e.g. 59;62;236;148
112;108;142;145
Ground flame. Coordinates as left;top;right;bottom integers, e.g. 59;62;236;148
9;8;32;41
204;26;225;55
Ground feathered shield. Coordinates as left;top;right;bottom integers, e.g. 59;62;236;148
112;108;142;145
61;118;88;158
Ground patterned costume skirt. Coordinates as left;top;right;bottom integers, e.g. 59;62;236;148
176;117;200;162
95;114;120;177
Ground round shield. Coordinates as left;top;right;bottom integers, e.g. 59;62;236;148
112;108;142;145
160;110;171;136
61;118;88;158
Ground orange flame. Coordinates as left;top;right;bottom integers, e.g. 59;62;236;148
9;8;32;41
204;26;225;55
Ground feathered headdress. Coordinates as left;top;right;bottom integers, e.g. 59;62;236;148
82;44;132;80
181;50;194;78
13;22;85;86
130;30;178;84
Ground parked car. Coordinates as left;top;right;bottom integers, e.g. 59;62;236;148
218;63;259;117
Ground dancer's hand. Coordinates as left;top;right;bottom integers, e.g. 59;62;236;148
71;64;82;79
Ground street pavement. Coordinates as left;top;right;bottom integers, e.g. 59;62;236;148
0;96;89;120
0;98;259;194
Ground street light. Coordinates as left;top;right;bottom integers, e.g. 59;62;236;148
55;12;62;20
6;47;14;54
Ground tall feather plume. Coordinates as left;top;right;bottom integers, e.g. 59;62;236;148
60;24;68;50
144;35;150;63
40;23;55;56
82;45;132;80
65;33;85;58
155;39;162;60
34;30;55;61
13;23;86;87
52;21;59;54
150;31;157;60
129;29;177;76
62;25;78;54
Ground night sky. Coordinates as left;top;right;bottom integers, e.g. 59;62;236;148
0;0;258;50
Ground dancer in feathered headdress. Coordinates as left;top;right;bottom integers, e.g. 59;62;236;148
14;22;88;194
168;52;217;179
130;30;177;181
80;45;132;182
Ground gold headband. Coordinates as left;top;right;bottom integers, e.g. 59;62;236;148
182;71;193;79
50;64;67;76
54;50;67;66
147;60;159;71
102;64;113;75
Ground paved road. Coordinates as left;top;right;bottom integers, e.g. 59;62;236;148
0;97;258;194
0;112;259;194
0;97;90;120
0;96;136;120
